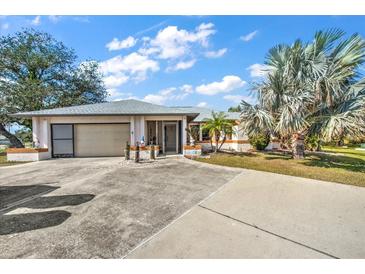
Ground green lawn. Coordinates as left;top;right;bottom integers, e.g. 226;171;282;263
196;147;365;187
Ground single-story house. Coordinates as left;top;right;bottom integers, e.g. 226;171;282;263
7;99;251;161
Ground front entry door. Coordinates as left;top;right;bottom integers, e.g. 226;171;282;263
164;124;177;153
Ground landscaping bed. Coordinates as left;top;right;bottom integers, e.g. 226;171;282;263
195;148;365;187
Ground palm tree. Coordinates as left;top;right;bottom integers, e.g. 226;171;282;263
202;111;234;153
240;29;365;159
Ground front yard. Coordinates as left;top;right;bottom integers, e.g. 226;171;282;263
196;147;365;187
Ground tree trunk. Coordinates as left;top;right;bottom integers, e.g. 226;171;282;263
316;139;321;151
214;134;220;153
292;133;305;159
337;138;344;147
209;139;214;152
0;124;24;148
218;135;227;151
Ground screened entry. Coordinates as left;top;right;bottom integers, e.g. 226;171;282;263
51;124;74;157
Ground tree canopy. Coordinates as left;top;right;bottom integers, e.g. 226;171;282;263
202;111;234;153
0;29;107;147
240;29;365;155
228;105;242;112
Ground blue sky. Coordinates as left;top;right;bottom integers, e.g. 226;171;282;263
1;15;365;111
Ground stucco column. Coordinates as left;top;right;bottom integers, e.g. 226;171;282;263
199;124;203;141
182;116;187;145
155;121;158;145
130;116;135;146
40;118;49;148
32;117;40;147
140;115;145;145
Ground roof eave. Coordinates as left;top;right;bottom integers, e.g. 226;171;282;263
10;112;200;118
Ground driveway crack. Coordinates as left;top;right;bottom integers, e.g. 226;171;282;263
198;204;339;259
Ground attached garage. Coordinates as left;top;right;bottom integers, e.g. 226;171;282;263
51;123;130;158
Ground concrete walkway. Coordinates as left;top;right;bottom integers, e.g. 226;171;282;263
127;167;365;259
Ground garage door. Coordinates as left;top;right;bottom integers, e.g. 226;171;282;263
74;124;130;157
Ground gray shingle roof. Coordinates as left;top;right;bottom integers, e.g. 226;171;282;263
11;99;241;122
12;99;200;117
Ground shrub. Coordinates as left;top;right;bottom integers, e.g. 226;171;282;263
249;134;270;150
305;135;320;151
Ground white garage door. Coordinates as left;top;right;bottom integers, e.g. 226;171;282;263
74;124;130;157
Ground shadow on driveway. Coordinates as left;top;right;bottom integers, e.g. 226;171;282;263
0;210;72;235
23;194;95;209
0;185;59;210
0;185;95;235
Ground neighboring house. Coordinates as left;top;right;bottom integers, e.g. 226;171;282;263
8;99;251;161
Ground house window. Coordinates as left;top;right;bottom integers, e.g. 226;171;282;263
202;127;210;141
226;126;233;140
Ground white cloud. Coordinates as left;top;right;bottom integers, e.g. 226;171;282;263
106;36;137;51
166;59;196;72
159;87;176;96
142;22;216;60
197;102;208;108
31;16;41;26
196;75;246;96
135;20;168;36
143;84;193;105
223;94;255;105
103;74;129;89
1;23;9;30
143;94;166;105
48;16;61;23
110;92;138;101
240;30;258;42
247;63;269;77
180;84;193;93
204;48;227;58
100;52;159;82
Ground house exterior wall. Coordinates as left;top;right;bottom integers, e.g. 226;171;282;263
31;114;188;159
192;121;252;152
34;115;131;159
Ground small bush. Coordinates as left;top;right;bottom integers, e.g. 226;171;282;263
249;134;270;151
305;135;320;151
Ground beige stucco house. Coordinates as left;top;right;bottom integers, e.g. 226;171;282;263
8;99;251;161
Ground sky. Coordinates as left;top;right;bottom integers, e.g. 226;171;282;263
1;15;365;111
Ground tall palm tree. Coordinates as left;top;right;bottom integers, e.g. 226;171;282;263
241;29;365;159
202;111;233;153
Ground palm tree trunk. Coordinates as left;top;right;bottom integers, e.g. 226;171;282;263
209;138;214;152
292;133;305;159
218;136;227;151
337;137;344;146
0;123;24;148
214;134;220;153
316;139;321;151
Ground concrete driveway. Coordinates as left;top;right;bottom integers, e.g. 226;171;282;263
128;166;365;259
0;157;240;258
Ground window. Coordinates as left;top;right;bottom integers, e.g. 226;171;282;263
202;127;210;141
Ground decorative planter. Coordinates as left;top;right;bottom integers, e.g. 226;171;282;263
6;148;51;162
129;145;159;160
183;145;202;158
